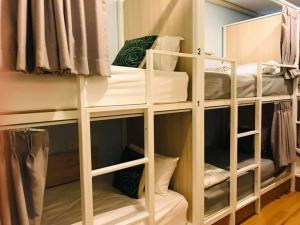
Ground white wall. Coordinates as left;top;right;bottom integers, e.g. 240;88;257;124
205;1;252;67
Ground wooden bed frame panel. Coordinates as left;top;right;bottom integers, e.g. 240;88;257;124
125;113;193;220
154;112;193;220
123;0;194;99
224;13;282;65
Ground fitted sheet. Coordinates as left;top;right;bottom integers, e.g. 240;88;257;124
42;178;188;225
204;71;291;100
0;66;189;113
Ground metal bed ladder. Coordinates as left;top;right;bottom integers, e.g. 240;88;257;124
77;76;155;225
230;64;262;225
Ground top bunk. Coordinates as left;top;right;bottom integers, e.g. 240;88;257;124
204;2;300;109
0;0;201;128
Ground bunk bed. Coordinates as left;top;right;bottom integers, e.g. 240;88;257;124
1;1;299;225
201;2;300;224
0;1;201;225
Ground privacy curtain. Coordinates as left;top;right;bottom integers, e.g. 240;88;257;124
0;129;49;225
281;6;300;79
0;132;12;225
271;102;296;166
17;0;111;76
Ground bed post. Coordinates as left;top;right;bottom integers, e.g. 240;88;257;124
77;75;94;225
292;77;299;192
291;10;300;192
193;0;205;224
229;60;237;225
145;49;155;225
255;63;263;213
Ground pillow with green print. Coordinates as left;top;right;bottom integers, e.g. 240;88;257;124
112;35;158;68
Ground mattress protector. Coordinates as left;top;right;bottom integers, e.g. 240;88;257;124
0;66;189;113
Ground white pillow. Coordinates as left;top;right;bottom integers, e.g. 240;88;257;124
154;36;184;71
154;153;179;195
128;144;179;195
262;60;281;75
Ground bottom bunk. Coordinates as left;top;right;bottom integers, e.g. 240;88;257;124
42;177;188;225
204;147;289;216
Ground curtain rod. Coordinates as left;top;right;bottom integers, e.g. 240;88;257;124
270;0;299;11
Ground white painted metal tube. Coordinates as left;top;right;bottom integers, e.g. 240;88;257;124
77;76;94;225
237;164;259;176
91;158;149;177
237;130;259;138
229;59;237;225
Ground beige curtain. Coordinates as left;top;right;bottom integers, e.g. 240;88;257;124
271;102;296;166
0;132;12;225
281;6;300;79
0;129;49;225
17;0;111;76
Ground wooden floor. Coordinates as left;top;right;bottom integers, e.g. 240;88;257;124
242;192;300;225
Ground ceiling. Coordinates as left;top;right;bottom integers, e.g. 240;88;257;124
228;0;300;15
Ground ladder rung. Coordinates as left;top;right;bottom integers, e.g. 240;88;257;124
296;148;300;154
236;195;258;210
237;97;260;103
204;207;231;225
92;158;149;177
297;94;300;97
296;121;300;125
87;104;148;114
237;164;259;176
237;130;259;138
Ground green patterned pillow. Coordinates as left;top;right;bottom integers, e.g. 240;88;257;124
112;35;158;68
113;146;145;199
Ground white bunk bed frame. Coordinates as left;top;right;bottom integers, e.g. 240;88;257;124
0;1;299;225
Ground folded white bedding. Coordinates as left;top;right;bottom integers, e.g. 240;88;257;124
204;164;230;189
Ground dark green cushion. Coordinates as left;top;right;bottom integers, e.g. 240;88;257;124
113;146;144;199
112;35;158;68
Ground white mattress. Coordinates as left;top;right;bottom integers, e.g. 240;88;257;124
42;178;188;225
0;66;189;113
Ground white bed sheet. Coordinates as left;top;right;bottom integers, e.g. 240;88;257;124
0;66;189;113
42;178;188;225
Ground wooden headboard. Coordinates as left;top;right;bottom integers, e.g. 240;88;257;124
123;0;193;79
224;13;282;64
